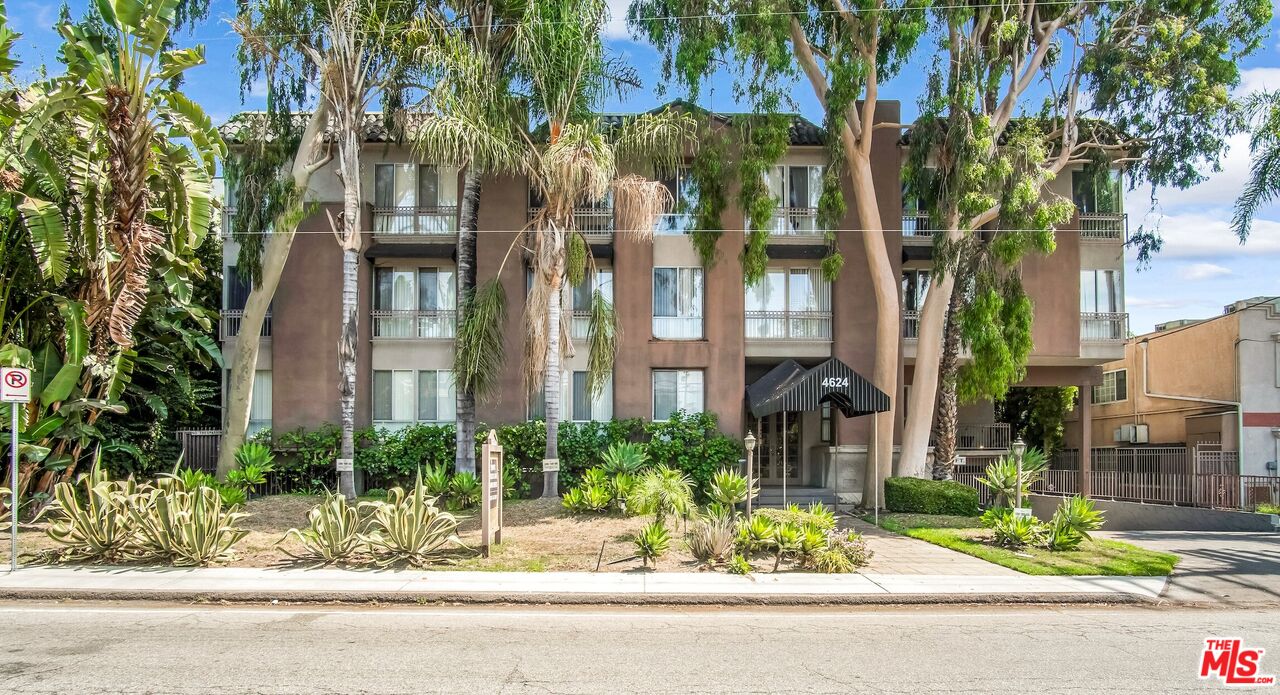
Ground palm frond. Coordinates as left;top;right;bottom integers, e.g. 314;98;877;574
611;174;672;242
456;279;508;401
585;290;618;398
611;108;698;174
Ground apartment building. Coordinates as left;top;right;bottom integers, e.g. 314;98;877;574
1064;297;1280;476
220;101;1129;502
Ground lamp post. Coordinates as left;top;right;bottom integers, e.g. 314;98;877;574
744;431;757;518
1012;437;1027;510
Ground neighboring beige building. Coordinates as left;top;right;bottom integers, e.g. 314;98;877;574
221;102;1129;500
1065;297;1280;476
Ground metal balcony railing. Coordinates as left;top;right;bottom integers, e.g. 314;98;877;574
653;316;703;340
220;310;271;340
570;310;591;340
527;207;614;243
1078;212;1127;241
901;214;935;243
372;206;458;236
955;423;1012;451
372;310;457;339
1081;312;1128;342
744;310;833;340
902;310;920;340
763;207;823;238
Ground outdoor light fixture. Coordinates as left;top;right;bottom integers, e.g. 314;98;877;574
1012;437;1027;512
744;431;757;517
1012;437;1027;459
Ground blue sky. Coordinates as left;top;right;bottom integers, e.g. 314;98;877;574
11;0;1280;334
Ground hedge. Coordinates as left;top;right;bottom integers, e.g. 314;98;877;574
883;476;980;516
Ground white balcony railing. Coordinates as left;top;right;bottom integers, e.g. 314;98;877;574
764;207;823;237
372;310;457;339
903;310;920;340
745;310;833;340
956;423;1012;451
570;310;591;340
220;310;271;340
372;206;458;236
653;316;703;340
527;207;614;242
901;214;935;243
1079;213;1127;241
1081;312;1128;342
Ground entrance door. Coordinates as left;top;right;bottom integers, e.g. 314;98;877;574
757;411;801;485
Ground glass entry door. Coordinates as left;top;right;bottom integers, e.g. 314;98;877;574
757;411;801;485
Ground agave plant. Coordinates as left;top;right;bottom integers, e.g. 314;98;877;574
707;468;755;509
685;512;736;565
359;477;463;567
771;521;803;572
634;519;670;569
46;466;139;562
423;464;451;498
976;448;1049;507
449;471;481;509
582;483;612;512
991;514;1044;549
600;442;647;475
234;442;275;471
1053;496;1104;538
736;513;775;555
561;487;588;513
580;467;610;488
281;492;366;563
0;486;11;532
610;473;636;510
128;485;250;566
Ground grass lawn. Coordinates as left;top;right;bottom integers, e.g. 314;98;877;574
865;513;1179;576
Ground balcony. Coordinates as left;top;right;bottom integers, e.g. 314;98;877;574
1078;212;1127;241
527;207;614;244
220;310;271;340
653;316;703;340
372;206;458;237
745;310;832;341
903;310;920;340
901;214;935;245
1081;312;1128;342
570;310;591;340
372;310;457;339
763;207;823;241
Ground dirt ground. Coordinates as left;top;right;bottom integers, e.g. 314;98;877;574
1;494;705;572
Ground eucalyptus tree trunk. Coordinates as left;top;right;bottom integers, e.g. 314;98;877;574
454;169;481;475
541;275;562;498
931;286;964;480
218;104;330;479
335;129;362;500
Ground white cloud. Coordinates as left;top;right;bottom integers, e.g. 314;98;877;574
1236;67;1280;96
1125;209;1280;260
602;0;632;40
1177;262;1233;281
248;77;269;99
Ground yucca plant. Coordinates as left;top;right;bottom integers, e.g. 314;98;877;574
359;477;463;567
582;483;613;512
634;519;670;568
128;485;251;566
707;468;754;509
423;464;451;497
600;442;647;475
449;471;481;509
46;467;139;562
281;492;366;563
685;512;736;565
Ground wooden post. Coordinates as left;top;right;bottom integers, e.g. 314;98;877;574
480;429;504;557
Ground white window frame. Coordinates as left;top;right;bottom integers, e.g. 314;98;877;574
652;267;704;340
372;368;456;429
1092;369;1127;405
652;369;704;420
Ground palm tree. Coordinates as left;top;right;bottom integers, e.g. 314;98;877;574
419;0;693;497
1233;90;1280;241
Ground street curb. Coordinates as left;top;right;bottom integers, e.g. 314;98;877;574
0;587;1156;606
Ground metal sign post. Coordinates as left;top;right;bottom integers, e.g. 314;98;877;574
480;429;504;557
2;367;33;573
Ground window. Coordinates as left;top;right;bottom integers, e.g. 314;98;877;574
248;370;272;435
570;269;613;340
653;267;704;339
1072;170;1122;215
1080;269;1119;313
902;269;931;312
374;267;456;338
1092;369;1127;404
374;164;458;233
224;266;253;311
820;402;833;443
656;168;698;234
527;371;613;422
652;369;703;420
744;268;832;339
373;369;455;427
763;165;823;235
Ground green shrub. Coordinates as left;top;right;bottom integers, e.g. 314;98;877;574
727;553;753;575
448;472;481;509
363;488;388;499
884;476;980;516
1259;503;1280;515
643;411;742;495
634;520;670;568
628;466;694;525
281;492;365;563
755;502;837;533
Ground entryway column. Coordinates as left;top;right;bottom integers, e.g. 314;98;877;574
1079;384;1092;498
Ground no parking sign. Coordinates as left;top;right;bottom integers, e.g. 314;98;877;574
1;367;31;403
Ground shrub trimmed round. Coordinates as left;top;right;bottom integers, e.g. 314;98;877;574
883;476;980;516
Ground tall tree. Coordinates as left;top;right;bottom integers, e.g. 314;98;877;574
898;0;1271;476
1233;89;1280;239
632;0;926;503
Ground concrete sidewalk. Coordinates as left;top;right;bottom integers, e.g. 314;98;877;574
0;566;1167;605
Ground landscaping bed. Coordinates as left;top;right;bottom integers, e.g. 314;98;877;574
864;512;1179;576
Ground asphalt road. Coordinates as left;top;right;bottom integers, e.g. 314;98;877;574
1101;530;1280;606
2;602;1277;694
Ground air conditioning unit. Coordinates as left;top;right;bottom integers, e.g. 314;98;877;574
1133;424;1149;444
1115;424;1135;443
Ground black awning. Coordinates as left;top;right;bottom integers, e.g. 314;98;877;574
746;358;890;419
364;242;457;260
